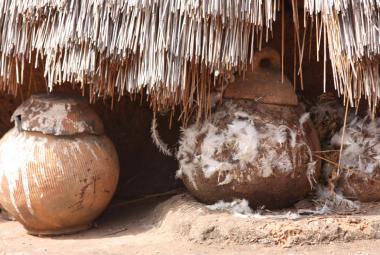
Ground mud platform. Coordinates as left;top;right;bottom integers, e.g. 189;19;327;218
1;193;380;254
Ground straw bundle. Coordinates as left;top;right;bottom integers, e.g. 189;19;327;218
304;0;380;116
0;0;279;122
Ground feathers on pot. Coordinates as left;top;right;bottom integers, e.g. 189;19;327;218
176;100;320;209
326;116;380;202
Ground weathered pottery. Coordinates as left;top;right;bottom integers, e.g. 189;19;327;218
177;48;321;209
328;116;380;202
0;94;119;235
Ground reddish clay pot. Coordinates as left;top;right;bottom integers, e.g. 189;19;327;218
328;117;380;202
0;94;119;235
177;48;321;209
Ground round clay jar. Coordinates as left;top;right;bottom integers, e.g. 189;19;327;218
176;48;321;209
177;100;320;209
0;94;119;235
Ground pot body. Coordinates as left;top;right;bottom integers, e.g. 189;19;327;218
0;128;119;235
339;171;380;202
177;100;320;209
325;151;380;202
328;116;380;202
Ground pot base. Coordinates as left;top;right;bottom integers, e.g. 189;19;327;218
26;223;92;237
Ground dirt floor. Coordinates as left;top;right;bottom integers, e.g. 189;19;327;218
1;192;380;255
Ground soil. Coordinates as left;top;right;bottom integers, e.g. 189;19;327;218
2;192;380;254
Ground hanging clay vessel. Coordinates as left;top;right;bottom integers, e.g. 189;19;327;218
177;48;321;209
0;94;119;235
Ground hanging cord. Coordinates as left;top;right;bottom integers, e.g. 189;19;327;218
150;111;173;157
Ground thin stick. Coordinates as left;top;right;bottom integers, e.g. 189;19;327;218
337;96;350;176
281;0;285;83
109;189;184;208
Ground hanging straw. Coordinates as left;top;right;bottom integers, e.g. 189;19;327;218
0;0;279;123
304;0;380;117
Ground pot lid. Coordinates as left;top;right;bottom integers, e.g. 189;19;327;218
11;94;104;136
223;48;298;106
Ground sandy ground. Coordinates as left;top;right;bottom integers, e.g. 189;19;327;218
1;193;380;255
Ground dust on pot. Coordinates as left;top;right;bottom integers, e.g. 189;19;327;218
0;94;119;236
176;48;321;210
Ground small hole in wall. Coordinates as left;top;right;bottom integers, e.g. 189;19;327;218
259;58;272;69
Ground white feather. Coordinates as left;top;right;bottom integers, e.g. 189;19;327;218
150;115;173;156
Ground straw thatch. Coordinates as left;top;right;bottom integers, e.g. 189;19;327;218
304;0;380;116
0;0;279;122
0;0;379;122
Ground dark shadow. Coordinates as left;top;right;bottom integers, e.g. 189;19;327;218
48;191;183;241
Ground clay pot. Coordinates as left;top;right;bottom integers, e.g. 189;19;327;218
328;116;380;202
338;170;380;202
177;48;321;209
223;48;298;106
0;94;119;235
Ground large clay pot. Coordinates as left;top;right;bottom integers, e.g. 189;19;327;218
177;48;321;209
0;94;119;235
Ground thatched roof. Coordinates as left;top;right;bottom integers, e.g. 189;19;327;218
0;0;379;121
304;0;380;116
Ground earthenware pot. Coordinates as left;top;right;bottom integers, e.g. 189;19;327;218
177;48;321;209
0;94;119;235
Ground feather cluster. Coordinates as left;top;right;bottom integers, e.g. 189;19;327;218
331;115;380;174
176;100;317;189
